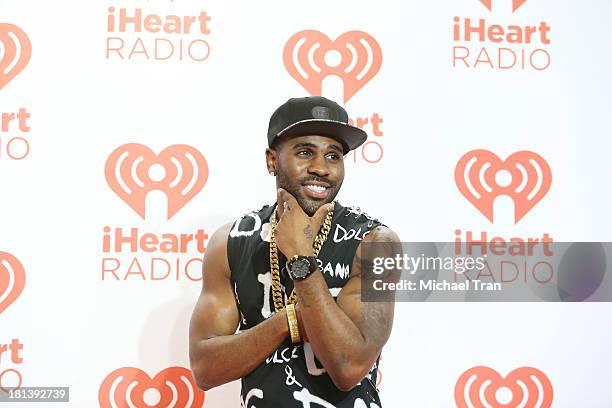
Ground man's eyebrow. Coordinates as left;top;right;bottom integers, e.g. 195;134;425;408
292;141;343;153
292;141;317;149
327;144;343;153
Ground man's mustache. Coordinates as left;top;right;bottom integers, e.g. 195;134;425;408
299;176;336;188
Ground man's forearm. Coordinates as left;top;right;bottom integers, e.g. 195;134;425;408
191;310;289;390
294;271;371;390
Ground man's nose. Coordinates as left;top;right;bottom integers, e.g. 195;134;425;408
307;154;330;176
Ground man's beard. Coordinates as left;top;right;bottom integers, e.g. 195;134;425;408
276;170;341;216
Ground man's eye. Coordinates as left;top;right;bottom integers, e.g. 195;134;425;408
297;150;311;157
326;153;340;160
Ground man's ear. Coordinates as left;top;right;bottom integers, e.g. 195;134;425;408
265;148;277;175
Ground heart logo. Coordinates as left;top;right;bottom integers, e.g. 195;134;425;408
0;252;26;315
479;0;529;12
0;23;32;90
455;150;552;223
105;143;208;220
98;366;205;408
283;30;382;103
455;366;553;408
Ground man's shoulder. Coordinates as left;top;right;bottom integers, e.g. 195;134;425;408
335;202;384;228
335;202;399;243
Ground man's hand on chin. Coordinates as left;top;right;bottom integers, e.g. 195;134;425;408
274;188;333;259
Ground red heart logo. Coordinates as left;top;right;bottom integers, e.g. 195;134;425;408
455;366;553;408
98;366;205;408
0;252;26;315
105;143;209;220
283;30;382;103
0;23;32;90
455;150;552;223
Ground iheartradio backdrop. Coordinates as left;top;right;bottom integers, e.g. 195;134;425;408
1;0;611;407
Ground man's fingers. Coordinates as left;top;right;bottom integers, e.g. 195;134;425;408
277;188;300;215
276;189;286;219
278;188;300;207
277;188;288;205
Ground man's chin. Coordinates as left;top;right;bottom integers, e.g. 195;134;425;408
297;196;333;217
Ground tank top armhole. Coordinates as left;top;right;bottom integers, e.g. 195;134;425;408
226;219;240;281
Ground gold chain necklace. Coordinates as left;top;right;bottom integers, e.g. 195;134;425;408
269;202;335;312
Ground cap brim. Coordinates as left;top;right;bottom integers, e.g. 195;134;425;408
276;119;367;154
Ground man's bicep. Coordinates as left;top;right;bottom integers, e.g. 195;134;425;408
189;222;240;344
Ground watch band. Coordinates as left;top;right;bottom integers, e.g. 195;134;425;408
285;303;301;344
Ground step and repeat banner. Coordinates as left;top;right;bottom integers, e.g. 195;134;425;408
1;0;611;407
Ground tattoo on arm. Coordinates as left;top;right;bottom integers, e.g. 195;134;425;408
361;301;393;345
297;292;311;308
303;224;313;239
357;226;399;345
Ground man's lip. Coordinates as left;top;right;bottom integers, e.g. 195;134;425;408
302;181;331;188
302;184;330;199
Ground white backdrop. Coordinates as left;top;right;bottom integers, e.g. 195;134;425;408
1;0;611;407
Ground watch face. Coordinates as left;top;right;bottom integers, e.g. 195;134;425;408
291;259;310;278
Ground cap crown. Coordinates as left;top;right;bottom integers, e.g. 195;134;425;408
267;96;349;146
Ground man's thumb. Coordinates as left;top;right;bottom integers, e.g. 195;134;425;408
313;203;334;225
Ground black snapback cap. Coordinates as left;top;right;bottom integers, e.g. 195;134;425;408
267;96;367;154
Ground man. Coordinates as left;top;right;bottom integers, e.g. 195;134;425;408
189;96;400;407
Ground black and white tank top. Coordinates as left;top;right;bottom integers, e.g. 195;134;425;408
227;201;384;408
